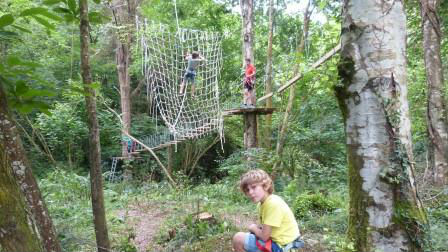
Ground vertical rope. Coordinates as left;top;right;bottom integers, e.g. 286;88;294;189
173;0;180;32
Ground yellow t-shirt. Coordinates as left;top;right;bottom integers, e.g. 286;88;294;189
258;194;300;246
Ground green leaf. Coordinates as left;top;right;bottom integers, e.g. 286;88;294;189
92;0;101;3
38;11;63;21
67;0;77;14
20;7;63;21
53;7;71;14
88;11;108;24
20;7;49;17
31;16;56;30
22;89;56;98
43;0;64;5
17;103;35;114
6;56;21;66
6;56;40;68
69;86;89;96
87;82;101;90
0;14;14;28
15;81;29;95
32;101;52;111
11;24;32;33
0;31;19;41
63;14;77;23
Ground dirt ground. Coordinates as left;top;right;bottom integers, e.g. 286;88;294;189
118;201;326;252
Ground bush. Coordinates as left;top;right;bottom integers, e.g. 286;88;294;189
293;193;340;220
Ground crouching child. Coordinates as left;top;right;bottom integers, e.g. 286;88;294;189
232;169;304;252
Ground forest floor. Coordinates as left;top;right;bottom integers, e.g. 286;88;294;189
119;198;326;252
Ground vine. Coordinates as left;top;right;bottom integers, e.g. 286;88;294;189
368;73;429;250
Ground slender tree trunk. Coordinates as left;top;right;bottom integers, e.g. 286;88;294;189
167;145;173;176
336;1;427;251
241;0;257;149
263;0;274;149
273;0;311;174
112;0;137;157
0;87;61;252
79;1;111;251
420;0;448;186
0;83;44;252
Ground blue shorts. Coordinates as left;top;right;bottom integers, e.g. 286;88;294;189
244;233;282;252
184;70;196;84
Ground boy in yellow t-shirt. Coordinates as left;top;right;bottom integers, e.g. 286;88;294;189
232;169;304;252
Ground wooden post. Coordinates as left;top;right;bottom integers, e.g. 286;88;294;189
244;113;257;149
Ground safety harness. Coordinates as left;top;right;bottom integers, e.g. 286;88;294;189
255;237;304;252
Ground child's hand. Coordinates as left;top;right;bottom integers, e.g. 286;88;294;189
248;224;260;233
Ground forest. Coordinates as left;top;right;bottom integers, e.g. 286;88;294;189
0;0;447;252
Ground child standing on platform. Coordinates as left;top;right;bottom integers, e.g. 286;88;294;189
243;58;256;108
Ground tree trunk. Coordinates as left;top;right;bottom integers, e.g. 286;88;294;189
336;1;427;251
112;0;137;157
241;0;256;150
420;0;448;186
263;0;274;149
79;1;111;251
0;86;61;252
167;145;173;176
273;0;311;174
0;83;44;252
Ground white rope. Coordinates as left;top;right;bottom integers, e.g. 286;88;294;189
173;0;180;32
137;19;223;148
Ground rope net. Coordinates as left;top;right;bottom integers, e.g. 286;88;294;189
137;20;223;146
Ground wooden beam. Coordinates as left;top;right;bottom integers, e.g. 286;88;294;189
258;42;341;103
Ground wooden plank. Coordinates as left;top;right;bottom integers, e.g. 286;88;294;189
223;107;276;116
257;42;341;103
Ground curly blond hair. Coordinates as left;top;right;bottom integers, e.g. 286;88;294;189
239;169;273;194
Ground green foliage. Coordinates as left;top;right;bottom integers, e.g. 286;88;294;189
293;193;340;220
35;101;88;164
163;214;232;245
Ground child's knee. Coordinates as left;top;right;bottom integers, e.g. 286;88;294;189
232;232;246;245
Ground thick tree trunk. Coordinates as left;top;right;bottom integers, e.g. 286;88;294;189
420;0;448;186
112;0;137;157
0;87;61;252
336;1;427;251
0;83;44;252
79;1;111;251
241;0;256;150
263;0;274;149
273;0;311;174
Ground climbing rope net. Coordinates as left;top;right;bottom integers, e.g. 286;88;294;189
137;20;223;147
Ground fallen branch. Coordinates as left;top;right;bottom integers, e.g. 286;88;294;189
258;42;341;103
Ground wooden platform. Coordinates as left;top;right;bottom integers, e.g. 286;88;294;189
222;107;276;116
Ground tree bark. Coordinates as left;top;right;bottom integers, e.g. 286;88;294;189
167;145;173;176
263;0;274;149
240;0;256;150
420;0;448;186
79;1;111;251
0;83;44;252
336;1;427;251
112;0;137;157
273;0;311;174
0;87;61;252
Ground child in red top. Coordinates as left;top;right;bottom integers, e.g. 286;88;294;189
243;58;256;108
